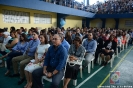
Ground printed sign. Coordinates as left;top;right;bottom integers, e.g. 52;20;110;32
110;71;120;84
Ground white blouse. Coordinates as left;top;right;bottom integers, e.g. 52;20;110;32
37;44;50;59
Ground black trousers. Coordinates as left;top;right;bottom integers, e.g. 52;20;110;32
94;49;101;64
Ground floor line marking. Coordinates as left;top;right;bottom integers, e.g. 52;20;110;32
98;46;133;88
75;66;104;88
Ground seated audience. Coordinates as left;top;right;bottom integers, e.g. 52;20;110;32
100;35;117;66
32;34;67;88
65;30;72;45
0;29;4;43
1;32;11;47
10;26;15;33
94;32;103;64
82;31;97;68
63;36;85;88
48;33;54;45
24;34;50;88
5;33;28;76
10;31;40;85
116;32;122;53
58;32;70;52
0;31;18;67
40;29;46;35
27;29;33;42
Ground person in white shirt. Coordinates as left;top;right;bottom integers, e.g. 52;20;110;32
24;34;50;88
0;32;11;51
117;32;122;53
3;32;11;45
125;31;130;46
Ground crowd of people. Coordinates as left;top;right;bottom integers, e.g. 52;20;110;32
0;26;133;88
42;0;133;14
96;0;133;14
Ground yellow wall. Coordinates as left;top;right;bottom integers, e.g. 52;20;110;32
0;5;57;30
90;19;102;28
119;18;133;29
64;16;82;28
105;19;115;28
90;18;133;29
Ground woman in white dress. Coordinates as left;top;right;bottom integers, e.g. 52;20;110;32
24;34;50;88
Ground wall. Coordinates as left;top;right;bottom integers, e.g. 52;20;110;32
90;18;133;29
63;16;82;28
0;0;95;18
105;19;115;28
119;18;133;29
90;19;102;28
0;5;57;30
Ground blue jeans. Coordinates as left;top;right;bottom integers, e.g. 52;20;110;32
32;67;64;88
6;51;23;70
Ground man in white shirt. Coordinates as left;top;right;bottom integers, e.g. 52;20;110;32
0;32;11;51
3;32;11;45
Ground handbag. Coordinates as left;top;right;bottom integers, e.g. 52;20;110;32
68;59;82;67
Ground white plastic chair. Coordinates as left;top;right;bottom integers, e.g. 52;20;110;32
98;53;115;68
88;57;94;73
83;56;94;73
116;47;118;57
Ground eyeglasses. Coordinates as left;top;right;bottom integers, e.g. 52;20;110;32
52;38;60;40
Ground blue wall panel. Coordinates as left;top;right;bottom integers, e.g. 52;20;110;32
94;13;133;18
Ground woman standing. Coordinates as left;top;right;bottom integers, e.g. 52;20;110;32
24;34;50;88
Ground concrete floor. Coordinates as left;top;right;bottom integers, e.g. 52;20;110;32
0;46;133;88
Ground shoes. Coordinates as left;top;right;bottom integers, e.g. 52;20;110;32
101;61;105;66
18;78;25;85
5;71;10;76
104;62;108;66
82;65;88;71
9;73;20;77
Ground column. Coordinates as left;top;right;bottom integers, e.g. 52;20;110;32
101;18;106;28
86;18;92;28
114;18;119;29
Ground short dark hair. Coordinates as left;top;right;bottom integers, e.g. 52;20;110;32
74;36;82;44
39;34;48;44
33;31;39;35
10;26;15;32
40;30;45;34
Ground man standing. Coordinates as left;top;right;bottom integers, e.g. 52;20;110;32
32;34;68;88
11;31;40;85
